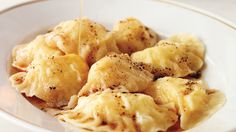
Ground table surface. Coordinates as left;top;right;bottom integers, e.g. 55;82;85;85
0;0;235;131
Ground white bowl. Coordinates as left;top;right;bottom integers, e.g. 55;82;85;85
0;0;235;131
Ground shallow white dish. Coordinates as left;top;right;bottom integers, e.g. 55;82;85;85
0;0;235;131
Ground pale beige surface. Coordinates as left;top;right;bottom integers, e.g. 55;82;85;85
0;0;235;132
0;118;31;132
175;0;236;24
0;0;235;24
0;0;32;10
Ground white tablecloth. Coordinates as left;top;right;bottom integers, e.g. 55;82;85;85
0;0;235;131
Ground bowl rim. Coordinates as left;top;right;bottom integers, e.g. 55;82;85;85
0;0;235;131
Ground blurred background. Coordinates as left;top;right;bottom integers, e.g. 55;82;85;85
175;0;236;24
0;0;235;23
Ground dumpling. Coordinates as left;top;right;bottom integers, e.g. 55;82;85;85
78;53;154;96
168;34;204;59
12;18;120;70
52;18;120;66
12;35;64;70
144;77;225;130
131;36;204;77
10;54;89;107
113;17;159;54
58;89;178;132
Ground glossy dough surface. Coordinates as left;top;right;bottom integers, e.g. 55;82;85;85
52;18;120;66
79;53;153;96
145;77;225;129
113;18;159;54
10;54;88;107
59;89;178;132
12;35;64;70
131;34;204;77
